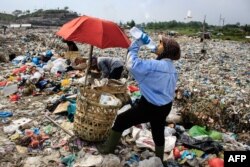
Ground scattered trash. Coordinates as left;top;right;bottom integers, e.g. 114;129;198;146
0;28;249;167
138;157;163;167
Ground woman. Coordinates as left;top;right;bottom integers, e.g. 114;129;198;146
91;56;124;79
97;35;181;162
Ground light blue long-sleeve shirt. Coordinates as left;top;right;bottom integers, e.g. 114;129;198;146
126;41;178;106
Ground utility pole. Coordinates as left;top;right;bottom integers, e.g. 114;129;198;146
201;15;207;55
200;15;206;42
219;15;225;32
222;18;225;32
219;14;222;27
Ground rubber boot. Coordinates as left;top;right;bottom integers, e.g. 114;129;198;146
155;145;165;162
97;129;122;154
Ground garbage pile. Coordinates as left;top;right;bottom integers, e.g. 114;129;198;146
174;37;249;135
0;28;249;166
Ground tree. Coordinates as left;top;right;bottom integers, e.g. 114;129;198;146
242;24;250;34
36;9;43;13
119;21;123;27
130;20;135;27
12;10;22;17
127;20;135;28
64;6;69;10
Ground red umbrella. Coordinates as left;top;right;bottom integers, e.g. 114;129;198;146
57;15;131;86
56;15;131;49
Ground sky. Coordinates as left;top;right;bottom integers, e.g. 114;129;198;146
1;0;250;25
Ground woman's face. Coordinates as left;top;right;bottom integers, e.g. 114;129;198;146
155;40;164;56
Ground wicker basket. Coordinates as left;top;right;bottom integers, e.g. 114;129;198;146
74;87;122;141
93;79;129;105
94;79;127;94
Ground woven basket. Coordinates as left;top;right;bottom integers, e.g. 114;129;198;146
74;87;122;141
94;79;127;94
94;79;129;105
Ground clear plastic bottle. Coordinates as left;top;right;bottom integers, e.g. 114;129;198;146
129;27;156;50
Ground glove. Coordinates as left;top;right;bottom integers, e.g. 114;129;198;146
140;33;150;45
135;33;150;47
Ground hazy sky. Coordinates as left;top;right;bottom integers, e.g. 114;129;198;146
1;0;250;25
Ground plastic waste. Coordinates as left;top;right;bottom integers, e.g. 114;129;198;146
32;57;40;65
45;50;53;57
208;130;223;141
208;158;224;167
99;154;120;167
173;147;181;159
0;81;7;87
61;154;76;167
11;55;26;65
188;125;222;141
37;80;48;89
99;93;121;106
124;154;140;166
138;157;163;167
9;94;20;102
128;85;140;92
163;159;181;167
12;65;28;75
188;125;208;137
67;101;76;122
50;62;67;74
0;111;13;118
179;134;223;154
130;26;157;50
30;71;42;84
175;125;185;132
164;127;176;137
61;79;71;87
43;125;53;134
2;84;18;96
181;150;195;160
22;52;31;64
117;104;131;115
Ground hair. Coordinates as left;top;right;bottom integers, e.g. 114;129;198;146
62;39;78;51
157;37;181;60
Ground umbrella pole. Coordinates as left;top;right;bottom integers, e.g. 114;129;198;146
84;45;94;87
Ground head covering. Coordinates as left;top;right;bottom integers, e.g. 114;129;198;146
157;37;181;60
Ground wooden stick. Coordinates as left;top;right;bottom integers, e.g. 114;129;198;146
83;45;94;91
45;114;74;137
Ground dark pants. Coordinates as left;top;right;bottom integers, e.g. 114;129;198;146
112;96;172;146
109;66;123;79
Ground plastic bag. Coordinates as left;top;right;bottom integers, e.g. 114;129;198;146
188;125;222;141
188;125;208;137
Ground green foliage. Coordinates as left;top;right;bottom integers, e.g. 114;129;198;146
0;13;15;21
143;20;248;42
145;20;205;30
12;10;22;17
127;20;135;28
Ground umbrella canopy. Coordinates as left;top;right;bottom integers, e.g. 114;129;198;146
56;15;131;49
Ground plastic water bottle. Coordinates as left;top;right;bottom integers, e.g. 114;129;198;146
129;27;156;50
